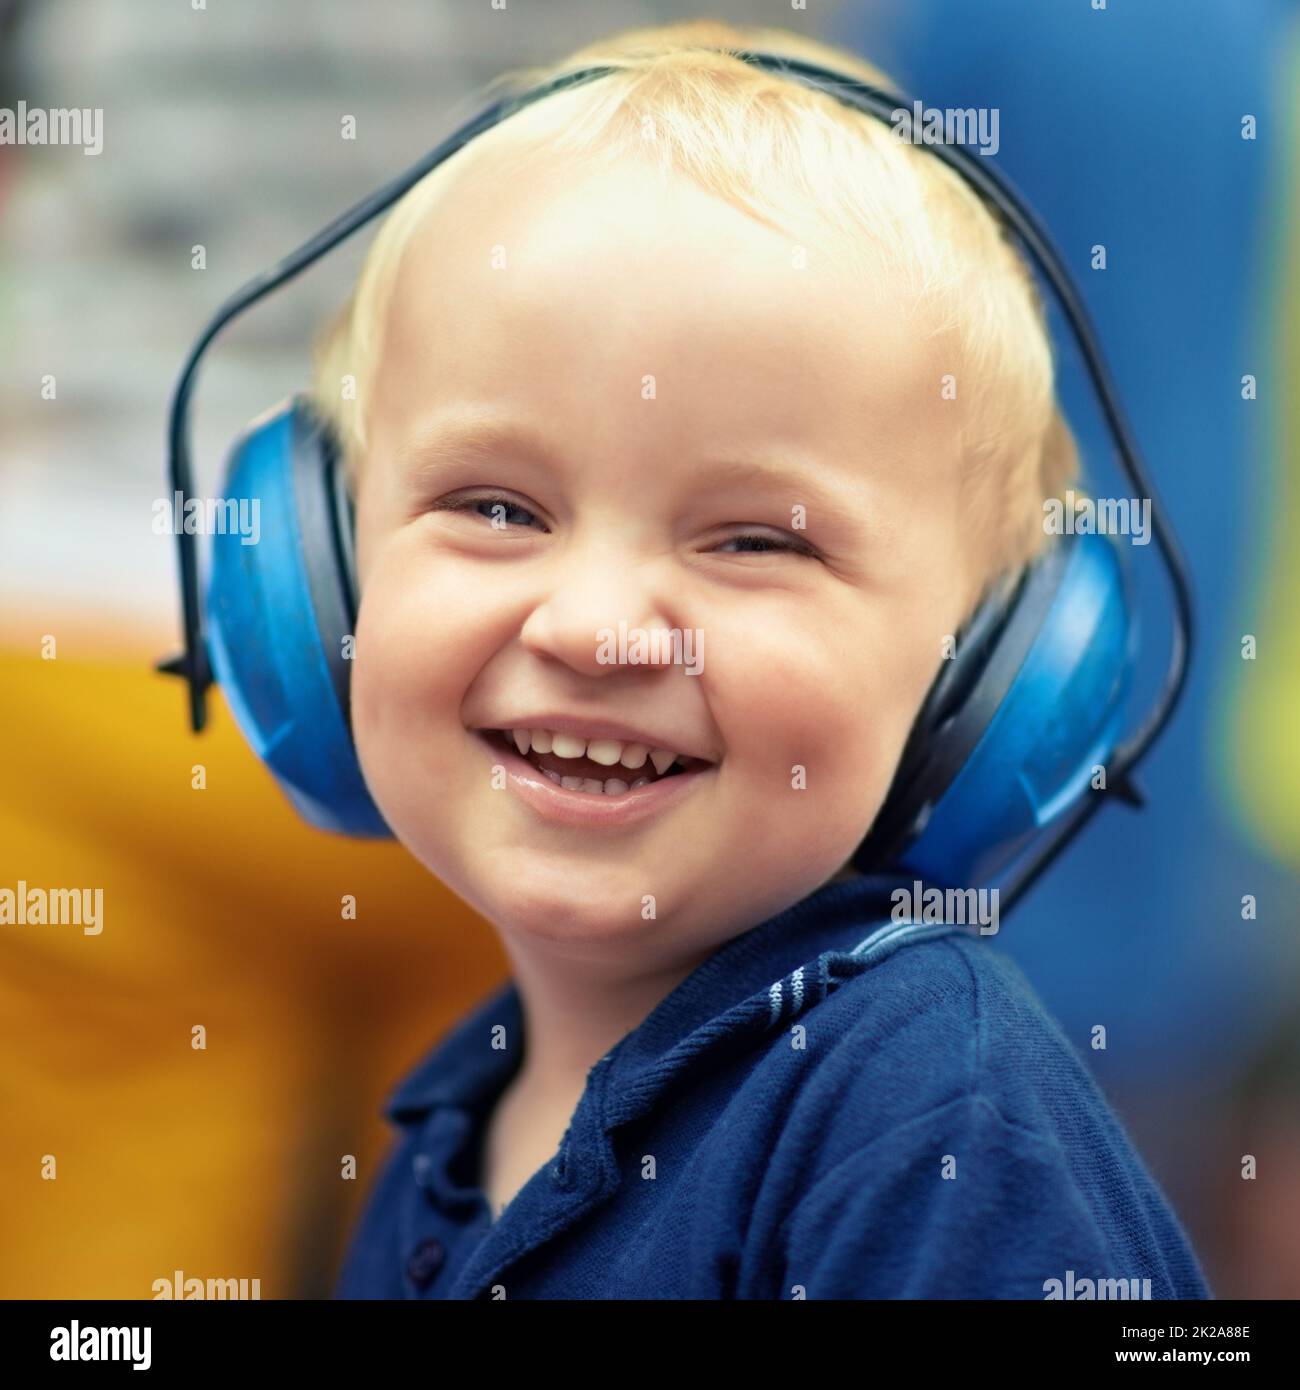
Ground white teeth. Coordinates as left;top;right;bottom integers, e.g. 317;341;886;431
530;768;652;797
584;739;623;767
551;775;640;797
619;742;649;770
648;748;677;776
500;726;694;773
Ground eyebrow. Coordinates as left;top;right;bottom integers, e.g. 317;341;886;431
696;455;859;527
395;415;565;481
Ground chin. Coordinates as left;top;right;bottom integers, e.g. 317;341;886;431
488;876;667;947
427;834;626;927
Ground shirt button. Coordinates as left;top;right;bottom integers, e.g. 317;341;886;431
405;1237;445;1290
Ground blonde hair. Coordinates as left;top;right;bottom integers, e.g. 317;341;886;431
309;19;1078;611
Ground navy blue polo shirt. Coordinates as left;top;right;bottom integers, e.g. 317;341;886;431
335;873;1211;1299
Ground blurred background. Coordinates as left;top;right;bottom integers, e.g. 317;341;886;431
2;0;1298;1298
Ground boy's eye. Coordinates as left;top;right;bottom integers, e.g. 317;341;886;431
713;532;816;558
437;492;547;531
433;495;815;558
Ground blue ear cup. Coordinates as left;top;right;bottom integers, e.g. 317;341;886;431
853;528;1134;886
206;395;391;836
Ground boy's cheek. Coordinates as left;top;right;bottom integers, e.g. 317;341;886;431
674;630;895;836
350;580;447;786
708;667;902;847
354;546;472;682
720;623;918;773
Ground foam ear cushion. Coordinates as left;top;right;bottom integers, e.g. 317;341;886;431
206;396;390;836
853;530;1133;885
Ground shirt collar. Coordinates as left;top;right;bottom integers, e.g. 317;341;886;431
383;870;915;1128
385;978;524;1124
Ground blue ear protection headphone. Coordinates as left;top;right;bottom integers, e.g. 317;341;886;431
162;50;1193;914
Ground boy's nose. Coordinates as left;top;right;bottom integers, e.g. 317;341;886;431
516;553;679;677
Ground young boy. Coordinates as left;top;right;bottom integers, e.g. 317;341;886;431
317;21;1211;1299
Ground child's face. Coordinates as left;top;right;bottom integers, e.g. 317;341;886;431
350;153;977;960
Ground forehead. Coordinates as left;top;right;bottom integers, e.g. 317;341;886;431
369;147;956;484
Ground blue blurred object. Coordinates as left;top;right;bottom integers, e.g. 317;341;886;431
899;532;1133;889
207;398;390;837
830;0;1300;1091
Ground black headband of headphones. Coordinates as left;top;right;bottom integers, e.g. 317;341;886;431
164;47;1194;913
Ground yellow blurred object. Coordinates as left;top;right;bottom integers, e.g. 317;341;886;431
0;643;504;1298
1224;56;1300;868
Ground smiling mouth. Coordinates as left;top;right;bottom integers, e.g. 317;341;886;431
476;729;709;797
